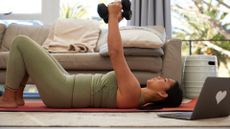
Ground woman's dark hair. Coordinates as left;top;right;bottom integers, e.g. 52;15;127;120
140;81;183;110
154;81;183;107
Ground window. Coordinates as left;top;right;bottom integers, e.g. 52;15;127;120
0;0;127;26
171;0;230;77
0;0;60;25
60;0;127;28
0;0;41;14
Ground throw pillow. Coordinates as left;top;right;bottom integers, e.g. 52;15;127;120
120;26;166;48
43;19;100;53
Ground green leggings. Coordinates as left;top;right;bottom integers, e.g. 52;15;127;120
6;35;74;108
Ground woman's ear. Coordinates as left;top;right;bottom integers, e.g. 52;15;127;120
157;91;168;98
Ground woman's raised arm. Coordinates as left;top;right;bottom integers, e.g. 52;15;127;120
107;2;141;108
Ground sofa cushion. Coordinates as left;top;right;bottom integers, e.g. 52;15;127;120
0;23;49;51
52;53;162;72
0;23;6;47
0;52;162;72
99;43;164;57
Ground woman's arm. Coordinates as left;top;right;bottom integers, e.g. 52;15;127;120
107;2;141;108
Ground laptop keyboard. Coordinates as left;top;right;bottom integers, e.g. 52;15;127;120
158;112;193;120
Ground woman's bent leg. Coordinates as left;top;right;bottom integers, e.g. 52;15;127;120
2;35;74;108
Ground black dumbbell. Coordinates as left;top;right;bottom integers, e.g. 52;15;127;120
97;0;132;23
121;0;132;20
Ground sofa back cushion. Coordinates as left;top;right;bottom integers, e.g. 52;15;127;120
0;23;49;51
99;43;164;57
0;23;6;47
95;25;166;52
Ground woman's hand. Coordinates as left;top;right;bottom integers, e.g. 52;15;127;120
108;1;123;22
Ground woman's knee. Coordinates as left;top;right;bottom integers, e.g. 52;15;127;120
11;35;37;50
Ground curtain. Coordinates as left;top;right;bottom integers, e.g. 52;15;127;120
128;0;172;39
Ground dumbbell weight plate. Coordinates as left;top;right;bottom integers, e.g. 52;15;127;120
97;3;109;23
122;10;132;20
121;0;132;20
122;0;131;11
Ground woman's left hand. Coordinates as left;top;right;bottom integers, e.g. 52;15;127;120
108;1;123;21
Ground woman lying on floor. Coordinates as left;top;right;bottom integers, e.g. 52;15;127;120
0;1;183;109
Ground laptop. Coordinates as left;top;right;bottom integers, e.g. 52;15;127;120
157;77;230;120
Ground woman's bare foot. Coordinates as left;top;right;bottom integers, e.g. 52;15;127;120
0;96;18;108
0;88;18;108
16;87;25;106
16;98;25;106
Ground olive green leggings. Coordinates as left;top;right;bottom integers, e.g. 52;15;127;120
6;35;74;108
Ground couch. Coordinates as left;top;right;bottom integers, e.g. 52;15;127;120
0;22;182;89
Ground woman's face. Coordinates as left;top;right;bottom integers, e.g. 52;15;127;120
146;76;176;93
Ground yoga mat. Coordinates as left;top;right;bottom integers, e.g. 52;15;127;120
0;98;197;112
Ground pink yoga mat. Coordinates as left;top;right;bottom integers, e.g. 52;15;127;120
0;99;197;112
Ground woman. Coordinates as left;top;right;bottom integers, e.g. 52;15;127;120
0;2;183;108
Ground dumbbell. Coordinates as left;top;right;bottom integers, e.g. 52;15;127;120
97;0;132;23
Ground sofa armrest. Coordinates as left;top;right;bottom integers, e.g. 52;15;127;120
162;39;182;84
0;23;6;47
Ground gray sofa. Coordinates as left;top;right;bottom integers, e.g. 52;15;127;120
0;23;182;88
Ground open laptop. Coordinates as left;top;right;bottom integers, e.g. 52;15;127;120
157;77;230;120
